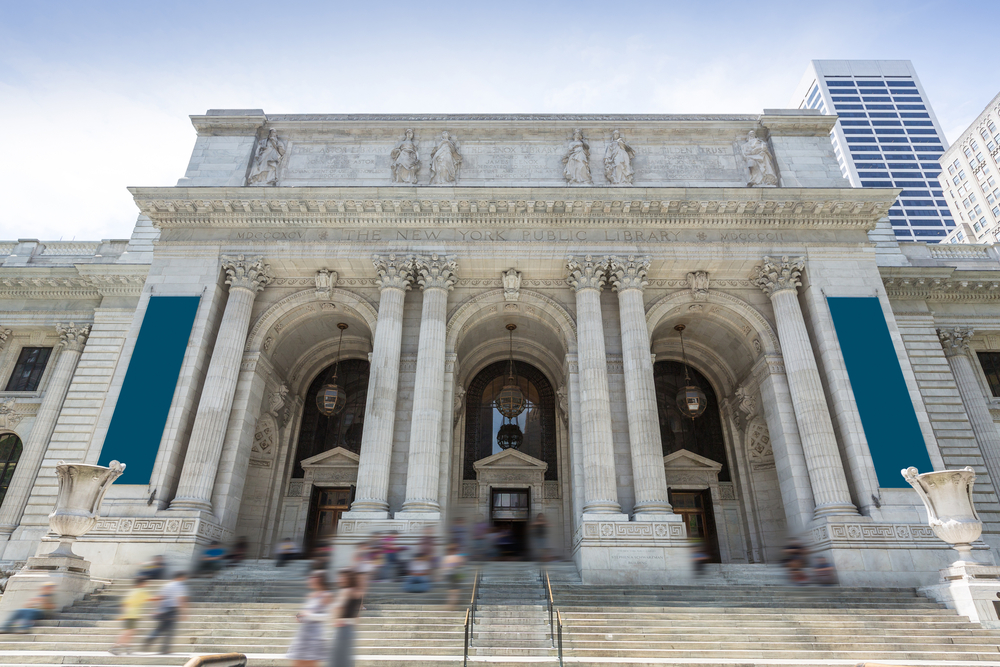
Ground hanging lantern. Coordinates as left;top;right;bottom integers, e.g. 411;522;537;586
497;422;524;450
317;323;349;417
674;324;707;419
495;324;526;419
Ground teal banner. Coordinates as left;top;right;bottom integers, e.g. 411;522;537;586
99;296;200;484
827;296;932;487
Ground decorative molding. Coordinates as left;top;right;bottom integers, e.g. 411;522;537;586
0;270;147;299
718;482;736;500
938;328;974;358
131;187;894;231
575;521;687;547
222;255;272;293
883;274;1000;302
373;253;415;291
86;516;230;543
808;522;979;551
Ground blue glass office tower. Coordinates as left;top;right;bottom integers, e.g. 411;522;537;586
792;61;952;241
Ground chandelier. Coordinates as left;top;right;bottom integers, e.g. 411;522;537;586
316;323;349;417
496;323;525;450
674;324;707;420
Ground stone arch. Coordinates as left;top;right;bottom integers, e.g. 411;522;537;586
245;287;379;354
645;289;780;356
457;337;565;393
446;289;577;355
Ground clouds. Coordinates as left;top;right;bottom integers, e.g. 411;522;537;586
0;0;997;239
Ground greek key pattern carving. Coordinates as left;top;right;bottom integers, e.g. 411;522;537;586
809;522;942;549
577;521;686;543
89;517;229;542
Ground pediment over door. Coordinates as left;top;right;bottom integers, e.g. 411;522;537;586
301;446;360;486
474;449;548;487
664;448;722;488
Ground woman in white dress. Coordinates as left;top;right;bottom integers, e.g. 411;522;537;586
286;572;331;667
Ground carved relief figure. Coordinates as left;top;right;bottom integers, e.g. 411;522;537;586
429;131;462;185
390;129;421;184
603;130;635;185
562;129;592;185
502;268;522;301
247;129;286;186
686;270;709;301
739;130;778;187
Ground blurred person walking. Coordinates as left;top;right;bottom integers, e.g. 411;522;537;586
402;554;431;593
530;514;549;562
276;537;300;567
0;581;57;633
142;571;188;655
110;577;150;655
441;544;465;610
328;569;364;667
287;571;332;667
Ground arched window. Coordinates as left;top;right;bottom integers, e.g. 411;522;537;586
653;360;730;481
293;359;370;478
0;433;23;507
464;360;557;480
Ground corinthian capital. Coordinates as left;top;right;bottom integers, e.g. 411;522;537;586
372;253;414;291
222;255;272;293
56;323;91;352
566;255;608;292
608;255;650;293
938;328;974;358
0;328;11;351
414;254;458;291
753;256;804;297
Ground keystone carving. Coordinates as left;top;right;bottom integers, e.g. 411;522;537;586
687;271;709;301
315;269;337;298
502;268;522;302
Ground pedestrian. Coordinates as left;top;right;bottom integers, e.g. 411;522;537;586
136;555;166;582
227;537;248;568
110;577;150;655
530;514;549;562
812;556;837;586
276;537;299;567
441;544;465;610
286;571;331;667
402;554;431;593
196;540;227;577
0;581;57;633
142;571;188;655
328;569;364;667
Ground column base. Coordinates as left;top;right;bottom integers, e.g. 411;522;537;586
633;512;683;522
921;563;1000;628
169;497;214;513
340;510;391;521
813;501;859;518
582;512;630;522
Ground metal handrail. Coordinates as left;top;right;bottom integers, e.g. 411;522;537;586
545;569;555;647
463;608;471;667
470;568;481;628
556;610;564;667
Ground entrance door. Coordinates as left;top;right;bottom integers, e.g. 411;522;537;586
669;489;720;563
305;486;353;554
490;488;530;560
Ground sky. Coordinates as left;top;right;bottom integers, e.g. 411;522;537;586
1;0;997;241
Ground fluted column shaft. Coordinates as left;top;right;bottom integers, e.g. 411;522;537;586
0;324;89;535
567;256;623;516
400;255;457;516
346;255;413;518
754;256;857;518
609;256;672;516
172;256;271;512
940;329;1000;488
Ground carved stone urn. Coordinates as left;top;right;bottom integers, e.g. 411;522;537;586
47;460;125;558
903;466;982;564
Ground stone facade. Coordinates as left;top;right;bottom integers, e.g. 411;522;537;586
2;110;1000;586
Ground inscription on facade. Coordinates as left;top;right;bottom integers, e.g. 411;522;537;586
223;228;791;244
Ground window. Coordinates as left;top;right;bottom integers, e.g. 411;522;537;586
993;206;1000;217
978;352;1000;397
975;205;983;215
954;175;962;185
960;170;967;180
963;198;971;208
949;165;956;175
974;221;982;232
0;434;22;508
972;140;980;151
4;347;52;392
971;193;978;203
989;121;997;134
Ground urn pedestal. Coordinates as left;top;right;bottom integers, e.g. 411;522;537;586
0;461;124;613
904;466;1000;628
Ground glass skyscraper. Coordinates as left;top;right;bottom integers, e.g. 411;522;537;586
791;60;952;241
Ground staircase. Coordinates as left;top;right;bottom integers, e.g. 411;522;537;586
2;559;1000;666
470;561;557;658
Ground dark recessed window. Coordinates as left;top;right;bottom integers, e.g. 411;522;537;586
0;433;22;508
977;352;1000;397
4;347;52;392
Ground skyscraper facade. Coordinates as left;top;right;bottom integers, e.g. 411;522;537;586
939;91;1000;244
791;60;952;241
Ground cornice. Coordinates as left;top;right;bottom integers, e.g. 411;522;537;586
130;186;896;231
0;265;148;299
882;267;1000;301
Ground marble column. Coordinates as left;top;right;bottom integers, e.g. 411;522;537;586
0;324;90;537
608;255;673;518
753;256;857;518
344;254;413;519
567;256;625;518
939;328;1000;488
171;256;272;512
399;254;457;518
